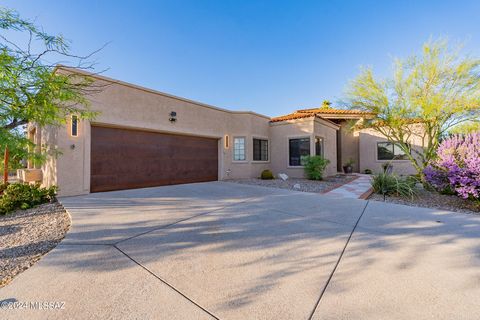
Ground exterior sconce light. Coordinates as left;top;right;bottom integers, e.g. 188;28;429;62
71;115;78;137
169;111;177;122
224;135;229;149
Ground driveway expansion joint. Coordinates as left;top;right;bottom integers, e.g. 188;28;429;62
308;200;370;320
113;244;219;320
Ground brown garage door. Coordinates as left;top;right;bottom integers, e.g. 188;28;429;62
90;126;218;192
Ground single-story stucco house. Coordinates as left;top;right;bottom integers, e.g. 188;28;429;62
27;68;421;196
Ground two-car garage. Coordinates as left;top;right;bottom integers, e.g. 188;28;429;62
90;126;219;192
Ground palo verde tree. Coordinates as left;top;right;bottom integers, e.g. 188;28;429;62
345;39;480;181
0;8;103;182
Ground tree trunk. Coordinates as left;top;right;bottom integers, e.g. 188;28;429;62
3;147;9;184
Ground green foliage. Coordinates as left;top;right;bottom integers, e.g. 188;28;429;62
364;169;372;174
345;39;480;179
321;100;332;109
0;8;99;167
0;183;57;214
304;156;330;180
449;121;480;135
344;158;355;166
371;173;417;198
260;169;274;180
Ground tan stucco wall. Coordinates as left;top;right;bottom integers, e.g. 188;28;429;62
37;70;340;196
358;127;424;176
269;118;338;178
338;121;360;172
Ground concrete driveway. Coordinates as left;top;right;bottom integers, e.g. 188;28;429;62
1;182;479;319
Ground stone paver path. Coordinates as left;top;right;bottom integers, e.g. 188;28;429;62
324;174;372;199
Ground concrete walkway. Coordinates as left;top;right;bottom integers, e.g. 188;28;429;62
1;182;479;319
324;174;372;199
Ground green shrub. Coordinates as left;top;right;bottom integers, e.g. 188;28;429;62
371;172;416;198
364;169;372;174
304;156;330;180
0;183;7;194
0;183;57;215
260;169;274;180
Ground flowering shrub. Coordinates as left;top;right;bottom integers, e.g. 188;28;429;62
424;133;480;200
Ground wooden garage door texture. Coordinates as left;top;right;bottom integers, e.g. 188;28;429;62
90;126;218;192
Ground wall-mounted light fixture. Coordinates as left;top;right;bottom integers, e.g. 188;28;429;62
169;111;177;122
224;135;229;149
71;115;78;137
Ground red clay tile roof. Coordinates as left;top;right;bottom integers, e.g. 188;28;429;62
296;107;376;115
269;113;339;127
270;107;374;124
270;113;316;122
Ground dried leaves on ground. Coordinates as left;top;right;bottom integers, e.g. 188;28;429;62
0;202;70;287
228;175;358;193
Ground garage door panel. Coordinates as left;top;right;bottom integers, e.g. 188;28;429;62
91;126;218;192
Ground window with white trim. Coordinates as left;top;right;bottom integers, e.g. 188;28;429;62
253;138;268;161
233;137;246;161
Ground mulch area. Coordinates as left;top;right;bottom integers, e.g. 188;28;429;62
369;188;480;215
227;174;358;193
0;202;71;287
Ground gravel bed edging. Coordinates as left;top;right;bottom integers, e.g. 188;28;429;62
368;189;480;215
227;175;359;194
0;202;71;287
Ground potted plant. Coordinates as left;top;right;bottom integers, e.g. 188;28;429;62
343;158;355;174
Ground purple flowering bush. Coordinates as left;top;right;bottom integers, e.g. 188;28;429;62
424;133;480;200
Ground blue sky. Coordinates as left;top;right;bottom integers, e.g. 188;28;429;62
3;1;480;116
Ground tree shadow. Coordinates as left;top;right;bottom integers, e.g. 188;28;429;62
4;182;480;318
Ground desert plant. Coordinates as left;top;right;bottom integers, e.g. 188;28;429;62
0;183;57;214
304;156;330;180
0;8;101;183
424;133;480;200
345;39;480;181
371;172;417;198
382;162;394;174
260;169;274;180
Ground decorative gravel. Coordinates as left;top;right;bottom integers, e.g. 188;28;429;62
369;188;480;215
0;202;71;287
228;175;358;193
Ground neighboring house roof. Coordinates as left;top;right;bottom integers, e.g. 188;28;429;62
296;107;375;115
